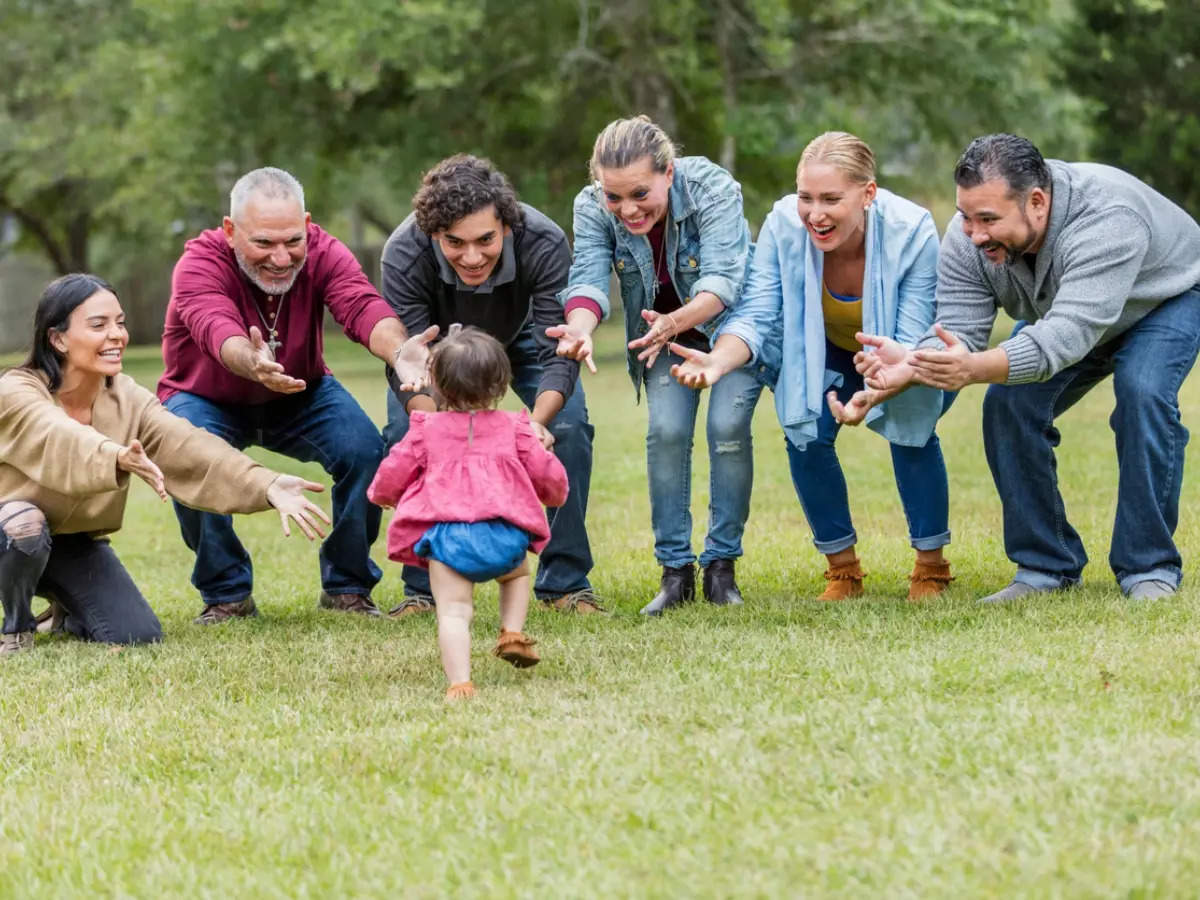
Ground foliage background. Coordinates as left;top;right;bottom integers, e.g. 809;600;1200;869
1;0;1158;342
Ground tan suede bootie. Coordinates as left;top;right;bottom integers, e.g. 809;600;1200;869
817;560;865;602
907;560;953;602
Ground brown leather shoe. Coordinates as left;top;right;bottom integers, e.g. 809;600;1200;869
445;681;476;701
817;560;865;602
387;595;435;617
0;632;34;655
193;596;258;625
493;630;540;668
908;560;953;602
318;591;381;616
540;589;606;614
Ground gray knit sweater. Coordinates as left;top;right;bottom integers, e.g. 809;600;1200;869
925;160;1200;383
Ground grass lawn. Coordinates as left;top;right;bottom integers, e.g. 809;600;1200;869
3;320;1200;897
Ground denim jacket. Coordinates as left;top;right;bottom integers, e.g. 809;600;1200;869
560;156;754;393
719;187;943;449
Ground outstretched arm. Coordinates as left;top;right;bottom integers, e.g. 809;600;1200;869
219;326;307;394
116;439;168;501
547;307;601;374
265;475;330;539
668;334;752;390
628;293;727;368
910;323;1009;390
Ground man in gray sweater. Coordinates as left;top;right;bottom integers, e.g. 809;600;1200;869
848;134;1200;602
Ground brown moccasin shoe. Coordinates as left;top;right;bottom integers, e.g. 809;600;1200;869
445;681;476;701
908;561;953;602
817;561;865;602
193;596;259;625
318;591;381;616
540;589;606;614
493;630;540;668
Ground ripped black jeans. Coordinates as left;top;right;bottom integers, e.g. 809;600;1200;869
0;506;161;644
0;509;51;635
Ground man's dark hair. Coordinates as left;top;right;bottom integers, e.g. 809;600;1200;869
19;273;118;392
954;134;1051;198
413;154;524;236
430;326;512;411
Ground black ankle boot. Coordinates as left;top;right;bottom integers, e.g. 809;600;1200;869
639;564;696;616
702;558;744;606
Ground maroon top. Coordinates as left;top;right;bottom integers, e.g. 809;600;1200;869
646;221;706;347
564;220;706;347
157;224;395;405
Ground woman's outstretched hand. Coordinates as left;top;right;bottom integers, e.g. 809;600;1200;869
266;475;331;540
855;332;917;392
117;439;168;501
668;342;724;389
628;309;679;367
546;322;597;373
827;389;874;426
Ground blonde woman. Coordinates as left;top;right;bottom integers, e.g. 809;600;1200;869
670;133;954;601
553;116;766;614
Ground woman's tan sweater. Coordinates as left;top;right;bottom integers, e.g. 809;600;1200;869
0;369;278;536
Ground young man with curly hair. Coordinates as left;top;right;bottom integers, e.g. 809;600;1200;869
379;154;600;616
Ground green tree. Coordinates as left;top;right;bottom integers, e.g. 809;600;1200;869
1062;0;1200;214
2;0;1091;320
0;0;150;273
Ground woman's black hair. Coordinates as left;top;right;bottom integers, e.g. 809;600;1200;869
19;273;118;393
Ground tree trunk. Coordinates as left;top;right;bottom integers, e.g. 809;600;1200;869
715;0;738;174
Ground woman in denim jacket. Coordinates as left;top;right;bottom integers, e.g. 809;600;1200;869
552;116;766;614
670;132;953;602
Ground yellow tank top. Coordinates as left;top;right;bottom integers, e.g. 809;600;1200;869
822;283;863;351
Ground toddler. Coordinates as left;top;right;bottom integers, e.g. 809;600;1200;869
368;326;568;700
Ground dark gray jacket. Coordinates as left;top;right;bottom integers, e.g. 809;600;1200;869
381;203;578;403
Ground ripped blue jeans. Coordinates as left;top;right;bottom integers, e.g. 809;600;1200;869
643;350;764;568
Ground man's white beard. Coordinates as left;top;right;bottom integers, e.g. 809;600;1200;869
235;247;306;295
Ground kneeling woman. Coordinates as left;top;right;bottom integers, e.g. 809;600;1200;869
671;132;953;601
556;116;765;614
0;274;329;654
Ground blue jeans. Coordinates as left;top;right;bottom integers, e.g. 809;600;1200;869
786;342;952;554
643;350;764;568
983;287;1200;593
165;376;384;604
384;325;594;599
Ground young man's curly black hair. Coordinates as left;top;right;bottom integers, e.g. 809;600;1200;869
412;154;524;236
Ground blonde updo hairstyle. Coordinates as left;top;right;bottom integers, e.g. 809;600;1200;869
589;115;677;183
796;131;877;186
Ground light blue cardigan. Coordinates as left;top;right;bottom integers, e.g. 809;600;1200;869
719;187;943;450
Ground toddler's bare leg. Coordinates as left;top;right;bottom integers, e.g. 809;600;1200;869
496;558;531;634
429;560;475;686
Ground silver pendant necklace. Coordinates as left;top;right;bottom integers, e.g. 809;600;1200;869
650;223;667;300
252;290;289;355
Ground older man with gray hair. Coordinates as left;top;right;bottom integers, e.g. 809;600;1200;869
158;167;432;623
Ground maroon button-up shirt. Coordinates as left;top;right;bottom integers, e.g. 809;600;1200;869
157;223;395;405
